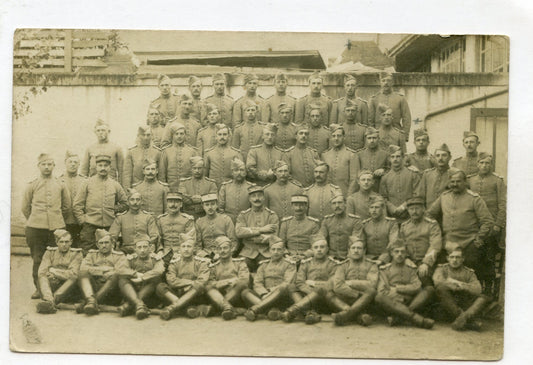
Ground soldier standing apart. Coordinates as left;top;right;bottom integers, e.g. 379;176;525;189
369;72;411;140
342;99;367;151
60;150;86;248
306;105;330;155
78;229;129;315
241;236;297;321
117;235;164;319
161;94;202;148
285;124;320;188
204;73;234;128
146;108;165;149
187;76;205;124
232;73;264;126
36;229;82;314
452;131;481;176
236;185;279;272
322;124;357;196
350;127;389;193
330;74;368;125
73;154;128;255
218;158;252;222
404;128;436;172
331;238;378;326
232;100;264;161
196;103;221;155
81;119;124;182
263;72;296;124
123;125;161;189
295;72;332;125
375;239;434;329
346;170;382;219
305;162;342;221
132;158;168;217
433;247;489;331
205;124;243;187
263;160;303;220
377;105;406;153
149;74;179;124
274;103;297;150
179;156;218;220
246;123;284;185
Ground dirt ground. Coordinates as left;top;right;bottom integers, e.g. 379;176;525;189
9;255;503;360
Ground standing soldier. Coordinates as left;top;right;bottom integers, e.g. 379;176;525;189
274;103;298;150
161;94;202;148
218;158;253;222
331;238;378;326
306;104;330;155
342;99;368;151
320;194;363;260
452;131;482;176
236;185;279;272
285;124;320;188
369;72;411;140
146;107;166;149
346;170;381;219
159;122;200;187
123;125;161;189
109;189;159;255
377;105;406;153
81;119;124;182
279;195;320;262
330;74;368;125
264;160;303;220
305;162;342;221
60;150;86;248
295;72;332;126
322;124;358;196
36;230;82;314
232;100;264;161
187;76;205;124
132;158;168;217
195;194;237;260
246;123;284;185
73;154;128;255
205;124;243;187
263;72;296;124
232;73;264;126
196;103;221;156
404;128;436;172
149;74;180;124
204;73;234;128
178;156;217;220
350;127;389;193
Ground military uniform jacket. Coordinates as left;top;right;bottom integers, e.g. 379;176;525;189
60;173;86;225
377;261;421;297
235;207;279;259
360;217;399;262
320;213;363;259
404;152;437;172
22;176;70;230
262;93;296;124
218;180;253;222
369;91;411;136
166;255;210;290
123;253;165;281
307;125;330;155
279;216;320;255
468;173;507;228
333;258;378;298
133;179;169;217
232;94;265;126
379;167;421;216
426;190;494;249
246;144;284;185
80;249;129;277
189;97;206;125
205;145;243;187
354;147;390;174
196;125;218;155
151;125;166;149
342;122;367;151
294;94;332;125
232;121;265;160
254;257;297;296
81;141;124;182
378;126;406;153
109;210;159;248
274;122;298;150
305;183;343;221
452;154;480;176
150;94;180;123
432;263;482;295
195;213;236;254
417;167;458;208
264;180;303;220
38;247;83;280
73;175;128;227
178;176;217;216
161;117;202;148
208;257;249;287
123;144;161;188
296;256;338;294
322;145;357;196
399;217;442;267
159;144;200;186
285;145;320;188
346;191;382;220
330;96;369;125
157;212;196;251
204;94;234;128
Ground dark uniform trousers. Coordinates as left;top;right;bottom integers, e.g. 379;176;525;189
79;223;111;255
25;227;56;289
66;224;82;249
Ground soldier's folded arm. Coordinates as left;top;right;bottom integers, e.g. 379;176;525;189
142;260;165;281
333;266;359;297
166;266;193;288
395;271;421;295
422;222;443;267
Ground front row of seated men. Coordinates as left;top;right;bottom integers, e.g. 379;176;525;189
36;224;489;332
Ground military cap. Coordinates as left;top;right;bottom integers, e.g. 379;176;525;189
142;157;157;169
137;125;151;135
205;103;219;114
166;191;183;201
368;195;385;205
169;122;186;134
274;160;288;170
308;71;323;83
64;150;78;160
247;184;264;195
95;154;112;164
190;156;205;167
311;236;328;246
231;157;245;169
330;192;345;202
180;94;192;102
274;72;288;81
243;73;258;84
344;74;356;84
379;72;393;80
295;123;309;133
329;123;344;134
358;169;374;179
365;127;379;137
434;143;451;155
268;235;284;247
134;234;151;244
215;123;229;132
214;235;232;247
291;194;309;204
463;131;479;140
278;102;293;112
243;99;259;111
413;128;429;138
127;188;141;198
389;238;407;250
345;99;357;109
94;118;110;128
95;229;111;242
477;152;493;162
157;74;171;85
388;145;402;155
348;235;365;246
188;75;201;86
263;123;278;133
212;73;226;82
38;153;54;164
406;196;425;207
314;161;329;171
54;229;71;242
201;193;218;202
308;103;322;111
377;103;392;114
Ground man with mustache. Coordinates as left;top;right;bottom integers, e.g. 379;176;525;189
218;157;253;223
123;125;161;189
60;150;86;249
274;103;298;150
149;74;180;124
204;73;234;128
322;124;358;196
232;73;264;126
452;131;482;176
295;72;332;126
246;123;284;186
262;72;296;124
285;124;320;188
161;94;202;148
330;74;368;125
132;158;168;217
404;128;437;172
264;160;303;220
178;156;217;220
342;99;368;151
305;162;342;222
232;100;264;161
306;104;330;155
350;127;389;194
186;75;205;124
205;124;243;188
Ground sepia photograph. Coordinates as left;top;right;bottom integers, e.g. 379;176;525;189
9;28;509;360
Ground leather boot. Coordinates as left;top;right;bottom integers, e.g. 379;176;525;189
118;280;143;317
411;313;435;329
36;300;57;314
38;277;54;302
83;295;99;316
304;310;322;325
241;289;262;307
135;303;150;320
95;275;118;304
160;288;199;321
452;296;488;331
435;285;462;319
333;293;373;326
325;292;350;313
408;287;434;312
206;289;236;320
246;288;285;321
281;292;319;323
53;279;77;305
377;293;433;328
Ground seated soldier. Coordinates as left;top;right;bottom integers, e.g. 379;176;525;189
36;229;83;314
375;239;434;329
205;236;250;320
280;238;345;325
78;229;129;316
156;238;210;320
331;237;378;326
117;235;165;320
433;246;489;331
241;236;297;321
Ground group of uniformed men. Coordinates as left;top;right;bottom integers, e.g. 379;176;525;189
22;71;506;331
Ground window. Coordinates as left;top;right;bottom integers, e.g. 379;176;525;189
479;35;509;73
438;37;465;72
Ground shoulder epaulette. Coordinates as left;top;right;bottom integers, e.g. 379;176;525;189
405;260;417;269
423;216;437;223
258;258;271;265
365;257;378;264
321;125;330;131
205;146;216;153
307;216;319;223
250;144;262;149
393;127;404;134
197;126;207;132
194;256;209;262
466;190;480;197
46;246;58;251
385;217;396;222
281;216;294;222
28;178;38;184
158;180;168;186
466;173;477;179
141;210;151;215
338;258;350;264
241;208;252;214
153;145;162;151
132;181;142;187
329;183;340;189
126;253;137;260
348;213;361;219
150;252;161;260
308;146;318;152
438;263;449;267
204;177;216;183
290;179;303;187
284;146;295;152
88;249;99;253
333;97;342;103
492;172;504;179
112;250;124;255
301;257;313;264
274;146;285;152
70;247;82;252
221;179;233;185
208;260;220;268
357;97;368;104
464;265;476;273
362;217;372;223
328;256;342;264
265;207;276;214
289;122;299;127
116;210;128;216
157;213;168;219
323;213;335;219
354;147;365;153
180;177;192;181
245;180;254;185
323;147;333;153
303;185;313;191
232;257;245;262
380;262;392;270
128;144;137;150
263;183;273;190
424;167;436;173
170;256;181;264
453;157;462;161
283;257;297;265
161;145;172;151
230;147;241;153
346;146;357;153
181;212;194;220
